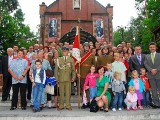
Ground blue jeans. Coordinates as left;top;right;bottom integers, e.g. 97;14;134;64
89;87;97;100
112;91;124;109
142;90;151;106
31;86;46;105
41;88;46;104
32;83;44;110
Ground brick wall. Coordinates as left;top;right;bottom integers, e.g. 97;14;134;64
39;0;113;44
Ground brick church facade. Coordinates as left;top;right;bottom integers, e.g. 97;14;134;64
39;0;113;45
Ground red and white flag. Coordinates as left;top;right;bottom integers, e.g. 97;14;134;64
72;26;81;62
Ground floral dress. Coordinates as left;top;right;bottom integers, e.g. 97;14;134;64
96;76;111;105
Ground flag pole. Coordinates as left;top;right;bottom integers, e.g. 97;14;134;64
77;19;81;109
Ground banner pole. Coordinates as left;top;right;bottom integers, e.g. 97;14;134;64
77;20;81;109
78;62;81;109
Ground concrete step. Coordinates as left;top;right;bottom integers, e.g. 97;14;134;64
0;105;160;120
0;94;81;103
1;95;160;120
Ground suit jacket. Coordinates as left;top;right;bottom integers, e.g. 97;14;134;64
129;54;146;74
1;56;11;77
54;56;76;82
144;52;160;79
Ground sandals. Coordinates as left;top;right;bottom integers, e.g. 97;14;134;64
104;108;109;112
100;107;104;111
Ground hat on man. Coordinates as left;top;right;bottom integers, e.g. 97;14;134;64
62;46;69;51
83;42;89;46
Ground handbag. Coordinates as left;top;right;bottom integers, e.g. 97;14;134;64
45;84;54;95
83;90;87;105
90;97;99;112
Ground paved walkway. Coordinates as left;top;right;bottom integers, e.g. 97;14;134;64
0;95;160;120
0;100;160;120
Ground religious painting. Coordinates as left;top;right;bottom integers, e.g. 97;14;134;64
96;19;104;39
49;18;58;37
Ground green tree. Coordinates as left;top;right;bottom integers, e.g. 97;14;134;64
114;0;160;53
0;0;19;12
0;8;37;54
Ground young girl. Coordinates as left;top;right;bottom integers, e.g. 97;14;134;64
31;60;46;112
140;68;151;107
125;86;137;111
112;72;126;111
83;65;98;102
128;70;145;110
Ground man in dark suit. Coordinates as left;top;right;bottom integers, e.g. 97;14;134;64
144;42;160;108
1;48;13;101
129;46;146;74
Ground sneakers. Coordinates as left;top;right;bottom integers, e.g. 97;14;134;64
81;104;88;109
112;108;122;111
112;108;116;111
138;106;143;110
132;107;137;111
126;107;130;111
146;105;152;109
118;108;122;111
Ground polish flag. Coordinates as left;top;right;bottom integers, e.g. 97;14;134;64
72;26;81;63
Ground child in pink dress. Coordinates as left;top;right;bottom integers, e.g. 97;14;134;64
83;65;98;102
125;86;137;111
128;70;145;110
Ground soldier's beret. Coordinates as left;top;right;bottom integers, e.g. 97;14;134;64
62;47;69;51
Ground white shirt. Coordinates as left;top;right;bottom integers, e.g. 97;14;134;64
27;52;35;61
8;55;13;67
112;61;127;82
32;69;46;84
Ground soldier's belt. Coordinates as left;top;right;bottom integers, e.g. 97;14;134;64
97;66;107;68
81;64;92;67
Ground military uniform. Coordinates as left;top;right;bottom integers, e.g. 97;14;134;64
96;55;114;68
79;51;95;104
54;55;76;110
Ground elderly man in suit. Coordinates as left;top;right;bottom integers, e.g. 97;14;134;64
144;42;160;108
1;48;13;101
55;47;76;111
129;46;146;74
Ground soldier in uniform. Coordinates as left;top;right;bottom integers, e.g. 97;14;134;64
54;47;76;111
96;46;114;68
77;42;95;108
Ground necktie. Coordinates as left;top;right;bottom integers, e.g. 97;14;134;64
151;53;155;64
137;55;141;64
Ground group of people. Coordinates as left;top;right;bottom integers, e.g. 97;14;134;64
0;40;160;113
